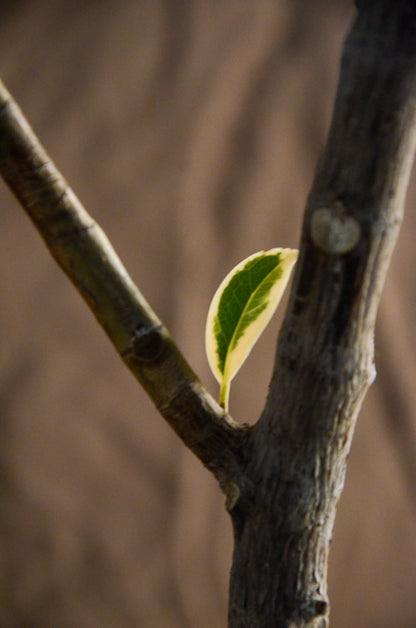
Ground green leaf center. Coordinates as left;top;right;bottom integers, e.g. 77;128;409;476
213;253;282;376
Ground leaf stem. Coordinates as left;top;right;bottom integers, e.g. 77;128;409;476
219;380;230;411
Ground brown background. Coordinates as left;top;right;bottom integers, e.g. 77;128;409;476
1;1;416;626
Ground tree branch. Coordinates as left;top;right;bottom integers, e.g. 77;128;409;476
0;79;247;499
3;2;416;625
228;2;416;626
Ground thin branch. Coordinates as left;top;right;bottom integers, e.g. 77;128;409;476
0;79;246;497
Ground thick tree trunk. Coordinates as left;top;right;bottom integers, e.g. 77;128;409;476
227;2;416;626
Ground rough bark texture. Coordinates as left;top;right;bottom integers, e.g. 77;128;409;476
228;2;416;626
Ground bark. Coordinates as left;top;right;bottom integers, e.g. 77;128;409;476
228;2;416;626
0;2;416;628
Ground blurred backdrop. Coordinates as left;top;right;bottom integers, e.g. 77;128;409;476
1;1;416;626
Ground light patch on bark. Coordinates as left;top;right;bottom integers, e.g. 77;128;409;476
310;202;361;254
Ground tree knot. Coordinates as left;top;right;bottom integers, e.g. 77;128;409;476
295;596;329;627
310;201;361;255
128;322;165;361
